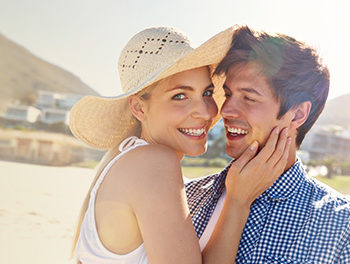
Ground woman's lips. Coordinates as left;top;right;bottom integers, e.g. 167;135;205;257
178;127;207;139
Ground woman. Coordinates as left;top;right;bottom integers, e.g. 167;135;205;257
69;26;290;264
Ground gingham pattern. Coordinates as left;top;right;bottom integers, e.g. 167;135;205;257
185;160;350;263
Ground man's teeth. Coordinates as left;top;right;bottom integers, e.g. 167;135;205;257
179;128;206;136
227;127;248;135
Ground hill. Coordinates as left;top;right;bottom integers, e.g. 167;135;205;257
317;93;350;127
0;33;98;107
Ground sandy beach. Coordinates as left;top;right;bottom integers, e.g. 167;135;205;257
0;160;96;264
1;159;349;264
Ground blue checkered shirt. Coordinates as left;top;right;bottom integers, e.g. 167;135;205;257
185;160;350;263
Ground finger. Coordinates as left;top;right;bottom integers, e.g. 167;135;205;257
266;127;289;166
267;137;291;185
230;140;259;172
273;137;291;172
254;126;280;163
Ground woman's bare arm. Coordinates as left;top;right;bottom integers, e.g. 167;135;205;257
123;144;202;264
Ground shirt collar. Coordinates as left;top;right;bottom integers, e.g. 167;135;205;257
264;158;305;201
212;158;306;202
212;160;233;199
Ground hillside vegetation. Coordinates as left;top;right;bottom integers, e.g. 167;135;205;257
0;33;98;108
317;93;350;127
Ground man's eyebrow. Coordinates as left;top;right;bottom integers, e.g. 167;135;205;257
240;87;263;96
223;85;263;96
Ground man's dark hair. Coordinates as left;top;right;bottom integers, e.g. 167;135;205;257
215;26;330;147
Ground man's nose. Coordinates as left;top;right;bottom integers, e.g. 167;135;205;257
220;98;241;119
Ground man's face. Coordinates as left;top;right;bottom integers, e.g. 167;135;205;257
221;62;291;159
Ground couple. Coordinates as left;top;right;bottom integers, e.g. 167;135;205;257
70;26;350;263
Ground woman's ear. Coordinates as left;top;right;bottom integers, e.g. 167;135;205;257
129;95;146;122
290;101;312;129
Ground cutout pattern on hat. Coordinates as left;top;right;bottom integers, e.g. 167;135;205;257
118;27;193;96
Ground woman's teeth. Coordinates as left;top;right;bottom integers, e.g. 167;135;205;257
227;127;248;135
179;128;206;136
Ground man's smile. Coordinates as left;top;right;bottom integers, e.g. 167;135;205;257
226;126;249;135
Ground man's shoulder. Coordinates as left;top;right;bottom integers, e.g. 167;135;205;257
185;173;219;192
302;174;350;218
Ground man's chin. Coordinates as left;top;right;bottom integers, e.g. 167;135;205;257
225;146;245;160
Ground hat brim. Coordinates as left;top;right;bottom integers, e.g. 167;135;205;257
69;26;234;149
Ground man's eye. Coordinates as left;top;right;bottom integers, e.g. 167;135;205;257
244;96;256;102
203;90;214;97
172;93;186;100
224;93;231;98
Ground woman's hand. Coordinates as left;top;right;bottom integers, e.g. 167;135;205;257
225;127;291;208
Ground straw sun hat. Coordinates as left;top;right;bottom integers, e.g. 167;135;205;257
69;26;235;149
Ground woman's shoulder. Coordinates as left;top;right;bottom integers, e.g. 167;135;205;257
132;143;176;156
123;143;178;165
109;143;182;183
105;144;183;207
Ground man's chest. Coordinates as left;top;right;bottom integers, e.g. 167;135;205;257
235;198;313;263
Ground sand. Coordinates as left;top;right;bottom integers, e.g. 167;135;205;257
0;160;96;264
2;159;348;264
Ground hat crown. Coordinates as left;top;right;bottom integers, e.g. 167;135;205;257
118;27;194;94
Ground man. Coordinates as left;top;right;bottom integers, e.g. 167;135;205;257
186;26;350;263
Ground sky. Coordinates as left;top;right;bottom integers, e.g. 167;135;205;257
0;0;349;99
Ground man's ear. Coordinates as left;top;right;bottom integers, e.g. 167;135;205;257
128;95;146;122
290;101;312;129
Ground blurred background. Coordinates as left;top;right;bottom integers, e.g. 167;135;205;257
0;0;349;263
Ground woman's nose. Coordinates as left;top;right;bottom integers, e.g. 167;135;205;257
192;99;218;120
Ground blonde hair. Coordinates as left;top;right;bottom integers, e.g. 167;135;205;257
71;82;157;258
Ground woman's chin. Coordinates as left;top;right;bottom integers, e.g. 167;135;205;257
184;147;206;157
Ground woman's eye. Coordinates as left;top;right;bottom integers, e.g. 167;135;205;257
172;93;186;100
203;89;214;97
224;93;231;98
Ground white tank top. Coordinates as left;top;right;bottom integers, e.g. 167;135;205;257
199;189;226;251
74;136;149;264
74;136;218;263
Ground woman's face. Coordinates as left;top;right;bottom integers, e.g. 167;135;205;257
139;66;218;159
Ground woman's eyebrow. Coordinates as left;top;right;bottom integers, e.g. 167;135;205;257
166;85;194;92
206;83;214;89
166;84;214;92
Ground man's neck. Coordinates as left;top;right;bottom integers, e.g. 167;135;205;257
284;149;297;173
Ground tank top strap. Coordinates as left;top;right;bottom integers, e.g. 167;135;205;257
91;136;148;195
118;136;148;152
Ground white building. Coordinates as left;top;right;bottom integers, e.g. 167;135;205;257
35;90;84;125
3;105;41;123
1;91;85;128
39;108;70;125
301;125;350;159
36;91;56;108
36;90;83;110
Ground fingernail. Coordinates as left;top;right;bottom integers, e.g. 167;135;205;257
287;137;292;145
275;127;280;134
283;127;289;135
250;141;258;151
